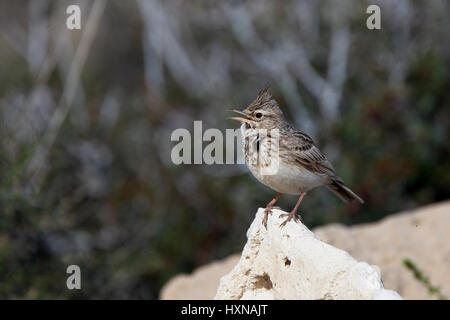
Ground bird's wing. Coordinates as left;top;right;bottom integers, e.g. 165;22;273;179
279;127;338;178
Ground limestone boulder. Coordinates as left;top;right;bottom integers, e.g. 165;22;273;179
214;208;401;300
160;201;450;300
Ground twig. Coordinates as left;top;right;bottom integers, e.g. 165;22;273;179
26;0;107;193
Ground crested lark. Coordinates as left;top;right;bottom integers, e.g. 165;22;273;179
229;87;364;229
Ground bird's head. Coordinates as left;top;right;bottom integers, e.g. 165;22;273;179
228;87;285;130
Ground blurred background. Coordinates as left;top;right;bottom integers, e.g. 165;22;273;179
0;0;449;299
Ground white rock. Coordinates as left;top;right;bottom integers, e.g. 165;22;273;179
214;208;402;300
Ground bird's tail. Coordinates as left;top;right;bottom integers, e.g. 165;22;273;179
326;179;364;204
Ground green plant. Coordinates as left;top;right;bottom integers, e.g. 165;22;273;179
402;258;447;300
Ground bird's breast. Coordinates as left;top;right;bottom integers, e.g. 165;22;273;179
240;125;326;194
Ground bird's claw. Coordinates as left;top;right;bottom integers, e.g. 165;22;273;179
262;207;275;229
279;212;302;228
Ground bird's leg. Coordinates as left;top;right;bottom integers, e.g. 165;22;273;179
280;192;306;228
262;193;282;229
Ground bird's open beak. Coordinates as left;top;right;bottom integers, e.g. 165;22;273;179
227;109;253;124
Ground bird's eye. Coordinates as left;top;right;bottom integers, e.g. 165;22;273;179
255;112;263;119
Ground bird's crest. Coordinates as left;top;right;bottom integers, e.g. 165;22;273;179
255;85;272;104
244;85;284;121
246;85;274;111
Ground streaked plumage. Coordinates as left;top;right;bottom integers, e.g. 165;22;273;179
229;87;363;228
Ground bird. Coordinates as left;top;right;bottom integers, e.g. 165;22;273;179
228;87;364;229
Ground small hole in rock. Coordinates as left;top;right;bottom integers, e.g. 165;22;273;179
252;273;273;290
284;257;291;267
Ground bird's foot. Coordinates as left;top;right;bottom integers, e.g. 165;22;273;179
279;211;302;228
262;207;271;229
262;206;278;229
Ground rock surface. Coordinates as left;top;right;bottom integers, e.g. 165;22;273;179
159;254;239;300
214;208;401;300
160;201;450;300
314;200;450;300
